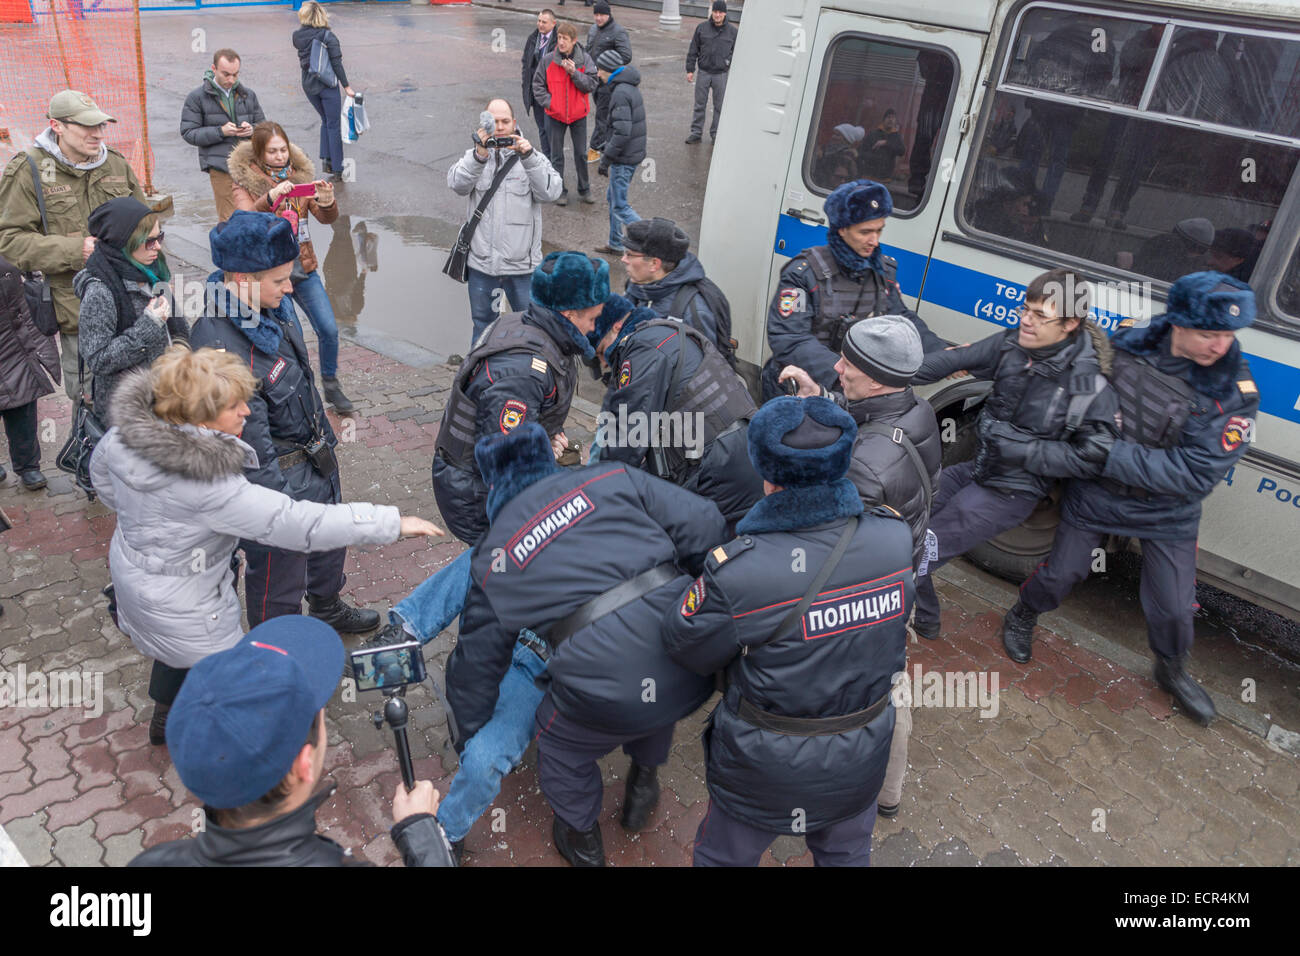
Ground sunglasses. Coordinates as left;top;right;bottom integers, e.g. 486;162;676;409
143;232;165;250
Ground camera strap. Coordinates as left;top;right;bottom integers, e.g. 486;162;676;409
461;152;521;245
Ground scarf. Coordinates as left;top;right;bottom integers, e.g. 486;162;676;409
827;231;885;278
205;68;240;121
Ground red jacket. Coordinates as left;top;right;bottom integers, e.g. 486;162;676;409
534;44;597;125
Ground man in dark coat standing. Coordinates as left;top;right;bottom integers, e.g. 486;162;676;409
521;9;558;161
446;423;727;866
593;52;646;256
585;2;632;158
685;1;738;144
0;253;60;490
179;48;266;222
188;211;377;633
1005;272;1260;726
662;396;913;866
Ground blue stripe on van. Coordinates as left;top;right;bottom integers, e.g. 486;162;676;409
771;213;1300;426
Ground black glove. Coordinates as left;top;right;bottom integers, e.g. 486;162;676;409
598;159;610;177
1074;429;1116;466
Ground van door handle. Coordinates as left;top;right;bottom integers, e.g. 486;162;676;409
785;207;826;225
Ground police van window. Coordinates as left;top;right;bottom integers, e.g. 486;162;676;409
963;3;1300;290
804;35;956;213
1278;234;1300;319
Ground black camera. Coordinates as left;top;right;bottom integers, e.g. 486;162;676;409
483;134;516;149
304;436;337;477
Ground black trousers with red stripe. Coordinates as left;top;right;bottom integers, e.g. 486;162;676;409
241;541;348;629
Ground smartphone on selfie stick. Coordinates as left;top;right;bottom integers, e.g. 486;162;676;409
350;640;428;792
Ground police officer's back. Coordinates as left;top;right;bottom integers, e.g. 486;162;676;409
446;424;727;865
761;179;945;400
662;397;913;866
589;296;762;531
432;251;608;544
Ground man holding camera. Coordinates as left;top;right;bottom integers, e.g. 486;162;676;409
189;211;378;634
761;179;945;401
448;98;562;348
130;616;455;866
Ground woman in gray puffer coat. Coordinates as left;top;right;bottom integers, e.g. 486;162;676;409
90;345;443;743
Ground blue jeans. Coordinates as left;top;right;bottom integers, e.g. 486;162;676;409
466;268;533;349
285;270;340;378
436;635;549;842
306;85;344;172
606;163;641;251
391;550;473;643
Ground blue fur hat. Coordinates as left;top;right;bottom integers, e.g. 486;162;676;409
1165;271;1256;331
748;396;857;487
825;179;893;230
531;251;611;312
209;210;299;273
475;424;561;522
591;294;637;344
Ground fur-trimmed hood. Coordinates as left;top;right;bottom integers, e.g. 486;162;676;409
1082;319;1113;376
226;141;316;199
108;367;257;482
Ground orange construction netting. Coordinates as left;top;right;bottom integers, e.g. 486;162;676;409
0;0;154;192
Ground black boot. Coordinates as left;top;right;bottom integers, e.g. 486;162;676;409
320;376;355;414
1153;654;1216;726
307;593;380;634
1001;602;1038;663
552;815;606;866
620;762;660;832
449;839;464;866
149;702;171;746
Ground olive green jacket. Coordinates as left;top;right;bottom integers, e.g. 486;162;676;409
0;142;145;335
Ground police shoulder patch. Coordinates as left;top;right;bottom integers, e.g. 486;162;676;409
705;535;754;573
680;576;707;618
1118;318;1137;328
499;399;527;433
777;287;806;317
1221;415;1254;452
267;357;288;384
618;359;632;389
530;356;548;375
1238;378;1257;396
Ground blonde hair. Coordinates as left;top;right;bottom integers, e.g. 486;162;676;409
298;1;329;27
152;345;259;426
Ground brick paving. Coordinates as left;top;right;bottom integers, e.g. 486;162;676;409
2;339;1299;867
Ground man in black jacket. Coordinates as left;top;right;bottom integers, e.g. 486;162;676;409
685;1;738;144
586;2;632;158
594;53;646;256
432;250;608;545
589;296;761;533
446;424;727;866
130;617;454;867
910;268;1118;639
521;9;558;160
662;396;913;866
189;211;376;633
178;48;265;222
762;179;946;400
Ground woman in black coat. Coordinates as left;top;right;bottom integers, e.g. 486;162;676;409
292;0;356;179
0;253;61;490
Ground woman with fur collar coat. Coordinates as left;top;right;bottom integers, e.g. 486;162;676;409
90;346;443;743
228;121;356;413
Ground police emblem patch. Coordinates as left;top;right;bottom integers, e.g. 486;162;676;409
680;576;706;617
1221;415;1254;452
777;288;804;317
267;358;287;384
618;360;632;389
499;399;527;433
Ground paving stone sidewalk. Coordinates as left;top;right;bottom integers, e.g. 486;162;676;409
1;338;1298;867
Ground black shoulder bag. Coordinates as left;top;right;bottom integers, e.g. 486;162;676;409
443;152;521;283
21;153;60;337
55;357;108;501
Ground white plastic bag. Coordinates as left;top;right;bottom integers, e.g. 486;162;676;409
341;92;370;144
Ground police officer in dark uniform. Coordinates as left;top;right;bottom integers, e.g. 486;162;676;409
661;396;913;866
588;294;762;532
909;268;1119;640
189;211;375;632
1004;272;1260;725
761;179;945;401
446;424;726;866
432;251;609;545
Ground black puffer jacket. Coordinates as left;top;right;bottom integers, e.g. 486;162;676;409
661;480;912;833
686;18;738;74
838;387;942;570
915;325;1118;498
0;254;59;411
587;17;633;67
292;26;350;96
129;784;455;867
178;74;266;173
445;461;726;748
603;66;647;167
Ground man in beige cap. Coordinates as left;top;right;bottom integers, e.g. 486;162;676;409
0;91;146;401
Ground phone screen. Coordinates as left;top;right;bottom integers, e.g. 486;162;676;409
350;641;426;692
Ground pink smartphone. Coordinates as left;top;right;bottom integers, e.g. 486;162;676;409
286;183;317;198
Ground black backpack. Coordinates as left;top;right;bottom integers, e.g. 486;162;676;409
669;278;737;369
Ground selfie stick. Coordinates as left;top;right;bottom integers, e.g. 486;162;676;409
375;693;416;792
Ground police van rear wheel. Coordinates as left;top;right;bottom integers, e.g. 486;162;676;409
938;407;1057;584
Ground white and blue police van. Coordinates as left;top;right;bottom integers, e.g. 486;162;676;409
700;0;1300;620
